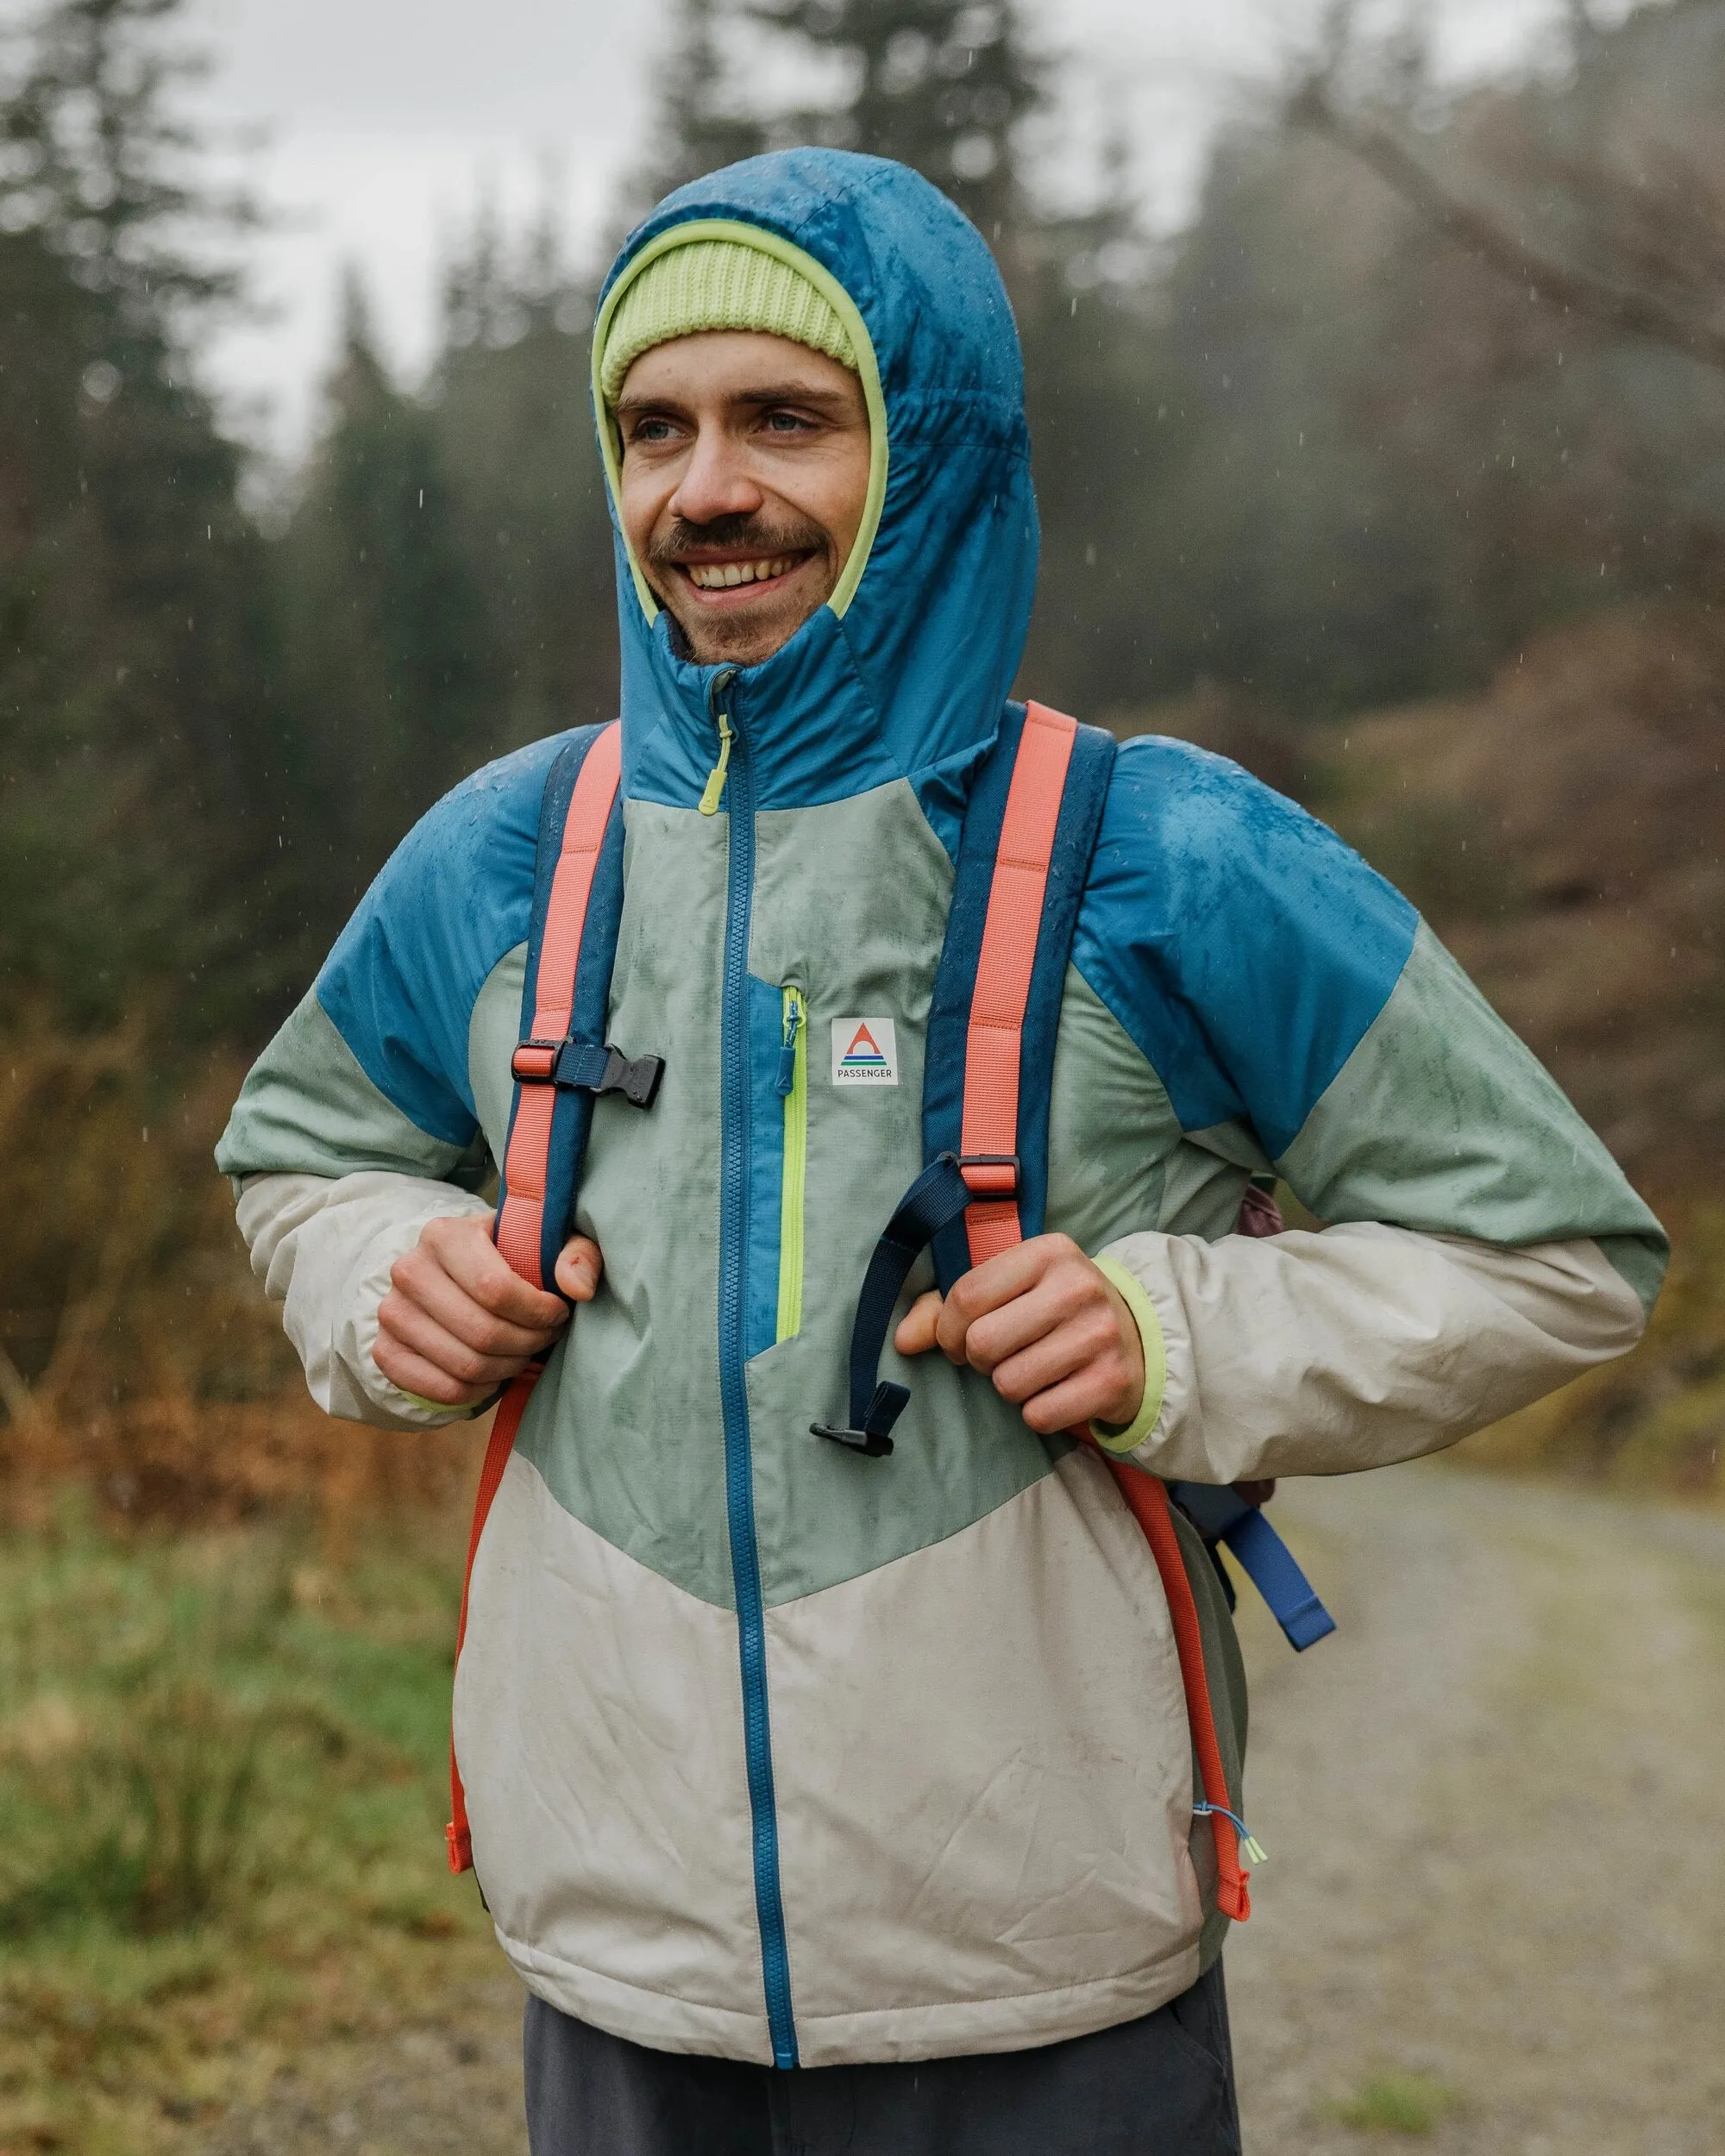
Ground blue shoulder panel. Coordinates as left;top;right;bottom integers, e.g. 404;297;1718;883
315;732;578;1147
1073;738;1419;1159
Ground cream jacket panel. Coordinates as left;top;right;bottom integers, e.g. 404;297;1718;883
1100;1224;1644;1485
235;1169;492;1429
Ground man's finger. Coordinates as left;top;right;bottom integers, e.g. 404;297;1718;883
985;1314;1108;1406
940;1238;1063;1332
957;1268;1099;1376
378;1290;536;1390
1019;1367;1134;1437
373;1329;497;1408
389;1254;564;1360
554;1235;605;1302
894;1290;944;1356
424;1215;570;1329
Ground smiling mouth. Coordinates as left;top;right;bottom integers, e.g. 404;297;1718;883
680;553;808;594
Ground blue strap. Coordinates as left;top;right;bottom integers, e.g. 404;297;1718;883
1222;1509;1337;1651
811;1156;978;1456
1170;1481;1336;1651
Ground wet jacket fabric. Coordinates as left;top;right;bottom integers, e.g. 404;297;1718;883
217;150;1665;2070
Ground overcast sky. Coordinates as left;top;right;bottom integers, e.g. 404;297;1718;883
158;0;1592;459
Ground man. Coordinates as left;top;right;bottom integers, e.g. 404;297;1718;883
218;150;1665;2154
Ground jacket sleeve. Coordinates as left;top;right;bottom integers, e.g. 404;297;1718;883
216;738;561;1425
238;1171;493;1430
1076;738;1667;1482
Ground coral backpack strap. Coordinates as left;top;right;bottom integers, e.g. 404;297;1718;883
496;720;658;1292
447;719;656;1875
815;699;1256;1921
810;701;1113;1453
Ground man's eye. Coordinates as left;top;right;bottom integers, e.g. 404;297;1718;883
762;410;814;434
632;417;677;443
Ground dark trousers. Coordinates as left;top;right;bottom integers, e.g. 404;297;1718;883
524;1961;1241;2156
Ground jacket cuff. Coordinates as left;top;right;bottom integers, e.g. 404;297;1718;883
397;1389;488;1421
1089;1254;1168;1455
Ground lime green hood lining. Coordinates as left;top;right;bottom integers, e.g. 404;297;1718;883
591;218;890;625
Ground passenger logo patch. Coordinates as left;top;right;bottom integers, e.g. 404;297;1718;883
831;1017;899;1087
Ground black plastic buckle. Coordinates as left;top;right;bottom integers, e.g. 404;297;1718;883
593;1045;665;1109
956;1152;1020;1200
511;1037;664;1111
812;1381;908;1459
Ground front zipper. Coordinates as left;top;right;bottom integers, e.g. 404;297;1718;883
775;986;806;1344
709;667;799;2068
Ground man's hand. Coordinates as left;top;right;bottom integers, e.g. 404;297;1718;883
374;1213;602;1407
894;1233;1145;1436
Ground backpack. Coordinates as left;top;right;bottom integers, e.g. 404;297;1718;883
445;705;1332;1919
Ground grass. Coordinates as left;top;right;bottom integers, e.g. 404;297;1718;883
0;1500;503;2153
1326;2070;1461;2135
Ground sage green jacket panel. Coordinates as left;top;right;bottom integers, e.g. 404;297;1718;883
485;783;1291;1614
216;988;486;1189
1279;922;1665;1309
507;799;736;1609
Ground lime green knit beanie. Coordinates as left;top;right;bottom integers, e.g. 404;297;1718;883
599;237;858;404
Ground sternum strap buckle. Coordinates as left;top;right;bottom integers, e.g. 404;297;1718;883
511;1036;665;1110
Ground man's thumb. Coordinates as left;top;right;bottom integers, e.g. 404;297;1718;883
894;1289;944;1357
554;1235;604;1301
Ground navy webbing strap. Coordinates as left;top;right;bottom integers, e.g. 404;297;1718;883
810;1153;1009;1455
1170;1481;1337;1651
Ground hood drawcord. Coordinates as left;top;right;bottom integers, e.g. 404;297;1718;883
699;667;741;815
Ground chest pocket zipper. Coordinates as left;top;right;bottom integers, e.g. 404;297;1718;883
775;986;807;1342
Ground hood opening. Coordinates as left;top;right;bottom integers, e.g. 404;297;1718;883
591;217;891;633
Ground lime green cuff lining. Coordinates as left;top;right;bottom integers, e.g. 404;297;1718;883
397;1389;483;1421
1090;1255;1168;1456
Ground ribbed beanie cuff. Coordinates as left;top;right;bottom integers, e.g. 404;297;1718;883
599;238;858;403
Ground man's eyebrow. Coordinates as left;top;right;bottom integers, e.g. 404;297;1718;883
731;382;855;410
613;381;856;420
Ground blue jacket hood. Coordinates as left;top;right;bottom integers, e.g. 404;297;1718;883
593;149;1038;830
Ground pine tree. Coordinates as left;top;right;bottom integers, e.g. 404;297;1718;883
629;0;770;210
275;273;503;904
743;0;1043;264
430;195;620;745
0;0;279;1029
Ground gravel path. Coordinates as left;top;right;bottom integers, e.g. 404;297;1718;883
209;1465;1725;2153
1227;1463;1725;2154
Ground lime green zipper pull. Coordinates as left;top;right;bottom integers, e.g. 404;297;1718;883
776;985;807;1342
699;699;734;815
699;665;740;814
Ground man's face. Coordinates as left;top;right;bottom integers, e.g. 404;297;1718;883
614;330;872;667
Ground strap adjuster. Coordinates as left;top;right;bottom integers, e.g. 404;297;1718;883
511;1037;562;1082
812;1380;907;1458
511;1036;665;1110
957;1152;1019;1199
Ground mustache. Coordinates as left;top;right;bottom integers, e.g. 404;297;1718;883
646;512;829;569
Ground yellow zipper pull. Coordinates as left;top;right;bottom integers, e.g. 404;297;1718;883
699;702;734;815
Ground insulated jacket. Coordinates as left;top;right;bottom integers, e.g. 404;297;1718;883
217;150;1665;2070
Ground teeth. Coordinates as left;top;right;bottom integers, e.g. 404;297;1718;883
687;556;794;590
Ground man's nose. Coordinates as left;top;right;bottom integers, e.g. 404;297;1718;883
668;425;763;528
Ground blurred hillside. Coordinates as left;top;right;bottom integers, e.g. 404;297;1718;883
1327;606;1725;1192
0;0;1720;1510
1116;600;1725;1497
